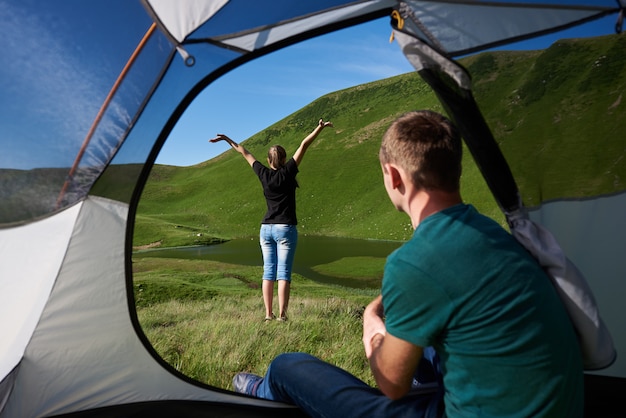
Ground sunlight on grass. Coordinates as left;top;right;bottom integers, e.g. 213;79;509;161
312;256;385;279
134;257;378;390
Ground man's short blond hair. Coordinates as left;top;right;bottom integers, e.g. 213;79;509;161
379;110;462;192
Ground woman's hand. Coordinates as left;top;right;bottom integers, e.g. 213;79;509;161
318;119;333;129
293;119;332;165
209;133;231;143
209;134;257;166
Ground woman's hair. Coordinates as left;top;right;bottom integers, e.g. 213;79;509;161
267;145;287;169
379;110;462;192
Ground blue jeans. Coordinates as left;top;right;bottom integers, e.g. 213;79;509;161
259;224;297;282
254;352;443;418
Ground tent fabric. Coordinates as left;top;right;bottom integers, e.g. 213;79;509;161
0;367;17;416
144;0;624;56
0;202;82;380
203;1;398;54
393;0;621;56
143;0;229;44
392;29;472;89
1;0;625;416
143;0;396;46
527;193;626;369
507;208;617;370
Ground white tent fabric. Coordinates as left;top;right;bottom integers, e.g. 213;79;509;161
0;203;81;381
144;0;229;43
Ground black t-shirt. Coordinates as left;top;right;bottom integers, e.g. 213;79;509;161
252;158;299;225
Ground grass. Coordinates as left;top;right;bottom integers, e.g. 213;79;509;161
311;256;385;288
133;256;379;390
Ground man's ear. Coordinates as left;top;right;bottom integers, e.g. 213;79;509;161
383;163;403;189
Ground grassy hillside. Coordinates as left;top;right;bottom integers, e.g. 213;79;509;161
467;34;626;206
134;34;626;247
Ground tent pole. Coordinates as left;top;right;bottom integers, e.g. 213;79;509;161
56;22;157;209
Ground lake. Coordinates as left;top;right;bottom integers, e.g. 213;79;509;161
135;235;404;288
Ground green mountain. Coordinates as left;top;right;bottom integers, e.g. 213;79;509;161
134;34;626;247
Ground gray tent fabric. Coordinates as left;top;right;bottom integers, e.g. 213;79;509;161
392;0;623;56
507;208;617;370
0;368;17;415
1;0;625;416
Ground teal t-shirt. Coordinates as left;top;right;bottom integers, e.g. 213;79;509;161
382;204;583;417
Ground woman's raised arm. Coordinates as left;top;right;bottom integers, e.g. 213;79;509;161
209;134;257;166
292;119;333;166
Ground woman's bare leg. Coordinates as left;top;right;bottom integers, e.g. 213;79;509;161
278;280;290;320
263;280;275;319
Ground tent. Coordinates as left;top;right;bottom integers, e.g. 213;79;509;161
1;0;624;416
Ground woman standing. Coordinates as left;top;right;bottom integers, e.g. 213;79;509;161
209;119;333;321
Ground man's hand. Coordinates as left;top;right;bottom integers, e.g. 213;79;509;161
362;294;423;400
362;295;386;359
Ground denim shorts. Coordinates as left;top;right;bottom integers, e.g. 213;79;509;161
259;224;298;281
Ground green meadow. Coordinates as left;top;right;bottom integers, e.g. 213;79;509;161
132;34;626;391
133;256;379;389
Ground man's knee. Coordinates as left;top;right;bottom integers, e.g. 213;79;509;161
274;352;313;366
271;352;318;376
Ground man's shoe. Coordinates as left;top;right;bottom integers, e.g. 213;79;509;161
232;372;263;396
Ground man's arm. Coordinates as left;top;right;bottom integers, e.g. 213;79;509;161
209;134;257;166
292;119;332;166
362;295;423;400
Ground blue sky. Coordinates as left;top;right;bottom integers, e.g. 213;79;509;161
156;15;618;167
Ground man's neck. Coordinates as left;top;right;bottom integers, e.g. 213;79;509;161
407;189;462;229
